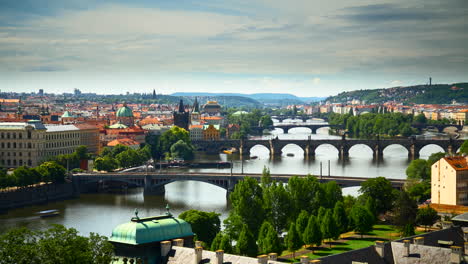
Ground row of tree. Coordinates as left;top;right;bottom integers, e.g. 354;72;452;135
0;161;67;189
145;126;194;161
94;144;151;172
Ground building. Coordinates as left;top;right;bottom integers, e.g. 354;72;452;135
189;124;203;141
173;99;189;131
110;208;194;264
203;124;220;141
431;156;468;206
456;110;468;125
107;138;140;150
190;97;201;125
115;102;135;127
202;101;221;115
0;120;99;168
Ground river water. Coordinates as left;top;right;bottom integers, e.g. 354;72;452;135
0;119;462;237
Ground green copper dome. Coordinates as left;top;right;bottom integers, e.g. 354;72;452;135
61;111;73;118
116;103;134;118
109;214;193;245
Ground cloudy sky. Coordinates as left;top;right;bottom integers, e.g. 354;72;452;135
0;0;467;96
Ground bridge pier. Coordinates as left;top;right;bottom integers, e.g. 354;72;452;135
339;146;349;159
304;145;315;157
144;175;166;195
409;145;420;160
311;128;317;134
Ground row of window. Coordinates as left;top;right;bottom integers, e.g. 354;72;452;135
0;152;31;157
1;142;34;149
46;133;79;140
0;159;32;167
0;131;33;139
45;141;79;148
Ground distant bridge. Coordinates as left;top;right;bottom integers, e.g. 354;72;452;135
272;123;343;134
73;172;406;195
193;138;464;159
271;115;325;123
411;123;464;133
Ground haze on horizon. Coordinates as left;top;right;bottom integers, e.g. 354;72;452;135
0;0;467;97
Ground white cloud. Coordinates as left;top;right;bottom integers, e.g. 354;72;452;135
312;78;321;85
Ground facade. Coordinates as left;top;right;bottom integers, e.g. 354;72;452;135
189;125;203;141
202;101;221;115
0;120;99;168
203;124;220;140
115;102;135;127
431;156;468;205
173;100;189;131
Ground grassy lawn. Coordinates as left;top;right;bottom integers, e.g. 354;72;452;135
281;224;425;262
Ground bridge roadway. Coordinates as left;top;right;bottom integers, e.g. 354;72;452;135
193;138;464;159
73;172;406;195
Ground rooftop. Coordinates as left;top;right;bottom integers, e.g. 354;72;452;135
444;156;468;171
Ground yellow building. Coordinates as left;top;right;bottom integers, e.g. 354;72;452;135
203;124;220;141
455;110;468;125
431;156;468;206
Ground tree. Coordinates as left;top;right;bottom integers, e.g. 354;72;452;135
392;191;418;233
286;222;302;260
37;161;67;184
322;181;343;209
257;221;281;254
111;144;130;158
333;201;348;235
406;159;430;180
416;205;439;231
12;166;36;187
349;205;374;238
406;179;431;203
170;140;194;160
259;115;273;128
413;113;427;124
160;126;191;154
427;152;446;166
287;175;323;218
226;177;265;238
460;140;468;155
236;225;257;257
75;145;89;160
303;215;322;252
264;182;290;233
321;209;338;247
296;210;309;245
219;234;233;254
210;233;223;251
359;177;397;215
0;225;113;264
179;210;221;246
94;156;119;172
115;149;142;168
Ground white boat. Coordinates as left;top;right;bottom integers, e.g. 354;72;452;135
37;209;60;218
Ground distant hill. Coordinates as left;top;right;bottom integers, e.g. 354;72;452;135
326;83;468;104
171;92;325;106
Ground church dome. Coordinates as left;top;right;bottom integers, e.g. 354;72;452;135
116;103;134;118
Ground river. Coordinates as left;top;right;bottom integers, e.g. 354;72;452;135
0;119;463;237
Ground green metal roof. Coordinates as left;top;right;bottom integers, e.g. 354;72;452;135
61;111;73;118
116;104;134;117
109;122;128;129
109;215;193;245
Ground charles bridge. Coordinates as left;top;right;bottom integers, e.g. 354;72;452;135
72;172;406;195
193;138;464;159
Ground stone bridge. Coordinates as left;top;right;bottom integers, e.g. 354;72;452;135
193;138;464;159
411;123;464;133
271;115;325;123
272;123;343;134
72;172;406;195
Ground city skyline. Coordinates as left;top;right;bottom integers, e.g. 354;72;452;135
1;0;467;96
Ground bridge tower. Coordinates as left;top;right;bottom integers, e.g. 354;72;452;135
269;138;282;157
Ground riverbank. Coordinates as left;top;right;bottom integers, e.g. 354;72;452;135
0;183;78;213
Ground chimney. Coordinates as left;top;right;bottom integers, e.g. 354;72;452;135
450;246;462;264
403;240;411;257
161;241;172;258
465;242;468;256
194;246;203;264
268;253;278;261
257;254;268;264
300;256;310;263
173;238;184;247
195;241;203;248
414;237;424;245
375;241;385;258
215;250;224;264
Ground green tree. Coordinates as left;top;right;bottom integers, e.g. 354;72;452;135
257;221;281;254
414;113;427;124
259;115;273;128
392;191;418;233
236;225;257;257
296;210;309;244
286;222;302;260
179;210;221;246
427;152;446;166
111;144;130;158
210;233;223;251
226;177;265;238
287;175;323;218
94;156;119;172
37;161;66;184
12;166;36;187
303;215;322;252
406;159;430;180
264;182;290;233
322;181;343;209
333;201;348;235
170;140;194;160
160;126;191;154
406;180;431;203
75;145;89;160
321;209;337;247
219;234;233;254
460;140;468;155
359;177;397;215
416;205;439;231
349;205;374;238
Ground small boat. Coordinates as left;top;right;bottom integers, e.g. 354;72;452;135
286;153;295;157
37;209;60;218
250;156;258;159
223;150;233;154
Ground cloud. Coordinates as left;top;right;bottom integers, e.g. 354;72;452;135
312;78;321;85
390;80;402;86
22;65;68;72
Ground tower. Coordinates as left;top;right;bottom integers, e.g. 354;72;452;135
191;97;201;124
429;77;432;86
173;99;189;130
152;89;156;99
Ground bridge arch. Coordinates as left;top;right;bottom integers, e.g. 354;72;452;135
419;144;446;158
247;144;271;156
348;144;374;157
280;143;305;156
381;144;409;157
287;127;313;134
152;179;229;191
316;126;331;134
314;143;339;156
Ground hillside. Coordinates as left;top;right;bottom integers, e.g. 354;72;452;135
326;83;468;104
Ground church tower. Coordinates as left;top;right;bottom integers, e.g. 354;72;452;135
191;97;201;125
173;99;189;130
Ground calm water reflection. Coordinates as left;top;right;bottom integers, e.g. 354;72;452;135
0;120;462;236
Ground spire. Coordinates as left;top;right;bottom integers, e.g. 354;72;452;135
178;99;185;113
152;89;156;99
193;97;199;113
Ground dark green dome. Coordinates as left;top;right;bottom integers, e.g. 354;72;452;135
116;103;133;118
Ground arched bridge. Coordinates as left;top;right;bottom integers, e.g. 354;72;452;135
272;123;343;134
72;172;406;195
271;115;326;123
411;123;464;133
193;138;464;159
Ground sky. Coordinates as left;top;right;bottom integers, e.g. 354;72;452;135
0;0;467;97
